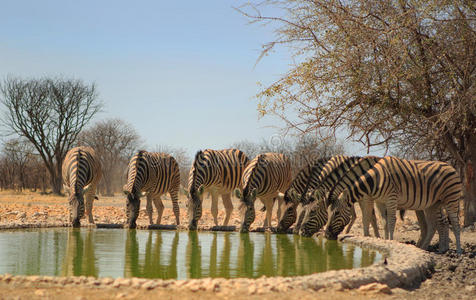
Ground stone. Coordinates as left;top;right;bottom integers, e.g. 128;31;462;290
141;281;158;290
101;277;114;285
358;283;392;294
34;289;46;296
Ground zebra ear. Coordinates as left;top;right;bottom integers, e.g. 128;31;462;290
234;189;242;199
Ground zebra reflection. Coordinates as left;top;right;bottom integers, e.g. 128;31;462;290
124;230;179;279
61;229;97;277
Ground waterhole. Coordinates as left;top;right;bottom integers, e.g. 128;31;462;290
0;228;381;279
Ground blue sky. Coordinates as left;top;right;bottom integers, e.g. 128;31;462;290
0;0;373;156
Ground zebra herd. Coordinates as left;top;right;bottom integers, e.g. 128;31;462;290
62;146;463;253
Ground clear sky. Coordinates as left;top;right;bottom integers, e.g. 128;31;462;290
0;0;374;156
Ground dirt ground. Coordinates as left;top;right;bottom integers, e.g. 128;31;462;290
0;190;475;300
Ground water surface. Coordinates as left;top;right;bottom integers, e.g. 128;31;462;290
0;228;381;279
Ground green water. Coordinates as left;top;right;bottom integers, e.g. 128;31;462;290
0;228;381;279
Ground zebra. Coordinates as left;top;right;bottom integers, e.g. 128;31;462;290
292;156;382;237
188;149;249;230
123;150;181;229
325;156;462;253
62;146;102;228
277;156;370;234
236;153;292;233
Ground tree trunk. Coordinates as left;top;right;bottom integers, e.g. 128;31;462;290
463;160;476;227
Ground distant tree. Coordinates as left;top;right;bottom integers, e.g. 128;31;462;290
239;0;476;225
153;145;191;188
0;77;101;194
1;138;35;191
232;134;344;174
78;118;142;196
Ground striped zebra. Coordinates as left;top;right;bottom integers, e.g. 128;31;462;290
299;156;383;237
277;156;372;234
188;149;249;230
236;153;292;233
62;146;102;228
123;150;181;229
325;156;462;253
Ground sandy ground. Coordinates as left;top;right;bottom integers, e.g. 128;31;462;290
0;190;475;300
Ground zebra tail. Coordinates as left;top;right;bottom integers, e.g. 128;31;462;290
399;210;406;221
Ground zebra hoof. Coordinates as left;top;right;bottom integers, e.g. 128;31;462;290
126;223;137;229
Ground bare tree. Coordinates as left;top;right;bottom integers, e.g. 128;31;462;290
1;138;35;191
78;118;142;196
0;77;101;194
153;145;191;188
232;134;344;174
239;0;476;225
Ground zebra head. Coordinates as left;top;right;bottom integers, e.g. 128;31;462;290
299;190;328;237
235;188;257;233
123;187;141;229
325;189;353;240
69;190;85;228
187;184;204;230
276;188;300;233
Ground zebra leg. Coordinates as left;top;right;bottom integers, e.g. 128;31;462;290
361;201;374;237
420;205;438;250
276;195;284;221
435;208;449;253
415;210;427;248
446;201;462;254
169;190;180;225
344;205;357;234
211;191;219;226
370;206;380;238
221;193;233;226
293;207;305;234
146;194;154;225
260;197;273;228
385;199;398;240
376;202;388;239
153;196;164;225
85;193;95;224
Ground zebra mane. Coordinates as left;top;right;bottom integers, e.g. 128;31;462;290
326;156;380;206
299;157;332;199
243;154;266;195
194;150;204;164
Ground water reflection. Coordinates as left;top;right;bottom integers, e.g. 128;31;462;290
0;229;381;279
61;229;97;277
124;230;179;278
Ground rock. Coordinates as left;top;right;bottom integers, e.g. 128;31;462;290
248;285;257;295
358;283;392;294
141;281;158;290
392;287;408;294
101;277;114;285
34;289;46;296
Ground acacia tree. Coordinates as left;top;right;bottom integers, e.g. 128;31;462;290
78;119;142;195
0;77;101;194
239;0;476;225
